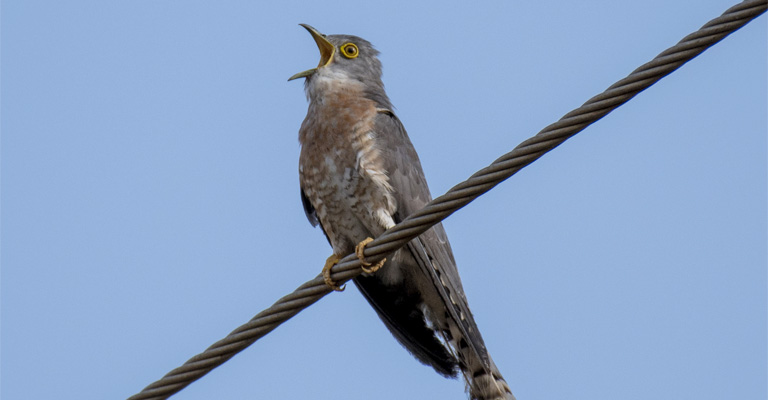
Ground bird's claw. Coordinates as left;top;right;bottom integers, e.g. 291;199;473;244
322;254;345;291
356;237;386;274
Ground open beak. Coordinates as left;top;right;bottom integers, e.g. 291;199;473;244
288;24;335;81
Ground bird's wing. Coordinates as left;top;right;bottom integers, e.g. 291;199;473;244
300;188;319;228
301;187;334;247
374;109;491;370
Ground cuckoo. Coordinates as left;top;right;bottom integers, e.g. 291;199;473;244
289;24;515;400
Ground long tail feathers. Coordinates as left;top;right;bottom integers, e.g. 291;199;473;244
445;321;515;400
464;363;516;400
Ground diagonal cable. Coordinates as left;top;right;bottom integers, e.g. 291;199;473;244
128;1;767;399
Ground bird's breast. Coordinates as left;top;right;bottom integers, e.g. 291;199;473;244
298;90;397;253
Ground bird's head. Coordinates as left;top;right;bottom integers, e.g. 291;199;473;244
288;24;385;93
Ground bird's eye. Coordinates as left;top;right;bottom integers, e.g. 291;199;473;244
340;43;359;59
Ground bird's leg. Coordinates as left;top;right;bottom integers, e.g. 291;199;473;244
322;254;345;291
356;237;386;274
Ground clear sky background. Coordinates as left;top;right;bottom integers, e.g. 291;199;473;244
2;1;766;399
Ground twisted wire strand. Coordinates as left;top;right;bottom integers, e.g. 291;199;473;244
128;1;766;399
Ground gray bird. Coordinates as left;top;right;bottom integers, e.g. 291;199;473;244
289;24;515;400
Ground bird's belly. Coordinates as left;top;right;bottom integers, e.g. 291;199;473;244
301;154;391;254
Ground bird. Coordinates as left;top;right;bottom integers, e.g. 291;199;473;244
289;24;515;400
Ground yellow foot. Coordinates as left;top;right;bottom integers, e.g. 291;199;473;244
322;254;345;291
355;237;386;274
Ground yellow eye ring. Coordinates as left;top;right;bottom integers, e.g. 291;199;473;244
340;43;359;59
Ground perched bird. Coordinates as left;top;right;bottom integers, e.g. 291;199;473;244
289;24;515;400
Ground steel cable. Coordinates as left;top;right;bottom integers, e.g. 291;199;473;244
128;1;767;398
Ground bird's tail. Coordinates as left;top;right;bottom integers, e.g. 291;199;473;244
461;352;516;400
445;319;515;400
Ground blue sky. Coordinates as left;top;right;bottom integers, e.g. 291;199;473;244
2;1;766;399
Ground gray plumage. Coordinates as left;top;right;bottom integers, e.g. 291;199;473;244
292;24;515;400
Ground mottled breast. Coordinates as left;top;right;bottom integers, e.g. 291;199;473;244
298;76;396;254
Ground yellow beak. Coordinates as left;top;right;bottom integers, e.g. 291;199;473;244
288;24;335;81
